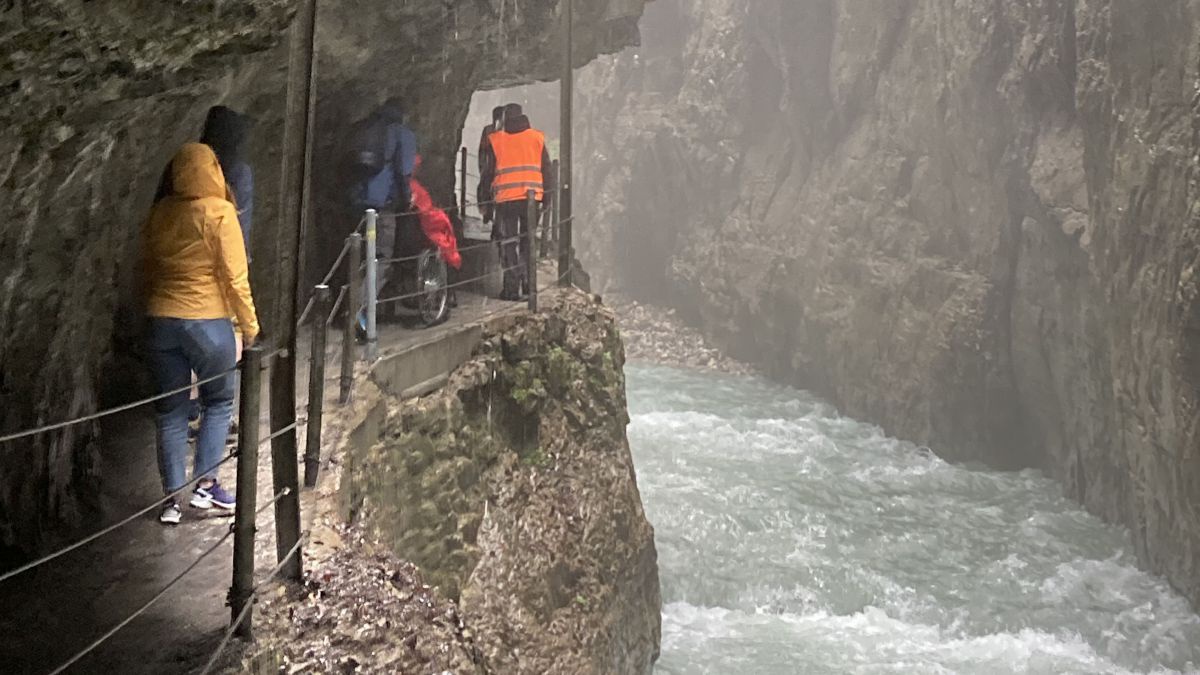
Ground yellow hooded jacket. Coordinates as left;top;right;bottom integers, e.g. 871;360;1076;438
142;143;260;340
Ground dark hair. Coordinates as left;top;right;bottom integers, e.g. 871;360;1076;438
491;106;505;123
199;105;249;170
503;103;524;119
381;97;406;122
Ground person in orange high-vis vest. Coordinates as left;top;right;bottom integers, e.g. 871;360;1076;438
482;103;555;300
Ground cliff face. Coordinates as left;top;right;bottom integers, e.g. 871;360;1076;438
0;0;648;554
339;292;662;674
577;0;1200;603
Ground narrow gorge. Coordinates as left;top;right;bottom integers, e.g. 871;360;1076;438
4;0;1200;672
576;0;1200;606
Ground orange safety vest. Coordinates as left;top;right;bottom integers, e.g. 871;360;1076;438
489;128;546;203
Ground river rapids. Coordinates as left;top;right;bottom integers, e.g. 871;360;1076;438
626;365;1200;674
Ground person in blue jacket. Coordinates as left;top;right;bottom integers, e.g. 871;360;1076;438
350;98;418;336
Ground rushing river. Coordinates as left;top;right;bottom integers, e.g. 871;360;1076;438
625;364;1200;675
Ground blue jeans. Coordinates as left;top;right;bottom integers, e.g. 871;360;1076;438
147;318;237;494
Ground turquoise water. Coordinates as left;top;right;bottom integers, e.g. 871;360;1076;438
626;364;1200;675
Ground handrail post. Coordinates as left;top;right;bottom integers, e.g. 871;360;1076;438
230;346;262;638
304;284;331;488
550;158;561;257
559;0;574;288
526;190;538;313
538;182;550;260
341;234;362;403
269;361;303;582
459;146;468;221
364;209;379;362
558;184;572;287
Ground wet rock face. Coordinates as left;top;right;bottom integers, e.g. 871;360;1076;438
245;530;482;674
0;0;297;556
341;291;662;674
578;0;1200;602
0;0;648;553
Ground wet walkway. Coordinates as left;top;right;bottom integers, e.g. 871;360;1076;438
0;289;528;675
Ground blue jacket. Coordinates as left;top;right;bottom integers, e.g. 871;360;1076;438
225;161;254;246
360;123;416;209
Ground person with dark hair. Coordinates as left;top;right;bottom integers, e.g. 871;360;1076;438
199;105;255;439
476;105;505;226
480;103;554;300
142;143;259;525
200;106;254;249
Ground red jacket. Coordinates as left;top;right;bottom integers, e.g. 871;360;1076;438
412;155;461;269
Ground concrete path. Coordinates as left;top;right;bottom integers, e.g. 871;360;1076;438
0;289;527;675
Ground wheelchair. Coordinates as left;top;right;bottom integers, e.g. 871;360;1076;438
379;213;450;327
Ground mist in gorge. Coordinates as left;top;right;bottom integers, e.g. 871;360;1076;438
2;0;1200;672
573;0;1200;671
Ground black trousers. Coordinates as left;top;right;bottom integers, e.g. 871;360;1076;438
495;201;532;297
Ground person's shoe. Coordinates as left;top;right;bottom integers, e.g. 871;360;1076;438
192;481;236;511
354;311;368;344
159;499;182;525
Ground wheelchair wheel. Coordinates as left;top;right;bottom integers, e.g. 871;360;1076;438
417;249;449;327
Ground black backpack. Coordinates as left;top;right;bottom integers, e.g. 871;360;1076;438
349;117;391;178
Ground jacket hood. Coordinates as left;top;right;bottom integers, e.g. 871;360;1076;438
170;143;229;200
503;114;532;134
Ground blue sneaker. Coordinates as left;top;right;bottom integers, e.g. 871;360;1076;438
355;311;368;344
191;480;235;511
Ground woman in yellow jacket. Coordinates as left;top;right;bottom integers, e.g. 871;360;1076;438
142;143;259;525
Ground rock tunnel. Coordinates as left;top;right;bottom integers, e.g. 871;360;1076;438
0;0;649;559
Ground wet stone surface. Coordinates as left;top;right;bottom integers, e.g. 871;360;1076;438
608;293;754;376
244;527;480;675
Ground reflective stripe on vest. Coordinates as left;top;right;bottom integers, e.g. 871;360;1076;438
489;129;546;203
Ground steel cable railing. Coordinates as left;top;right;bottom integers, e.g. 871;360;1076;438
3;148;575;672
0;343;289;448
374;196;498;220
0;367;238;446
45;527;236;675
42;487;303;675
298;238;354;326
189;260;574;671
327;285;349;327
374;232;526;266
376;261;525;306
198;531;309;675
301;193;502;326
0;450;240;584
21;409;304;672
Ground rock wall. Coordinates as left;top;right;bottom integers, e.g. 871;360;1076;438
0;0;296;557
0;0;649;555
339;291;661;674
576;0;1200;603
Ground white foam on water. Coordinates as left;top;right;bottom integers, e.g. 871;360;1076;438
626;365;1200;675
